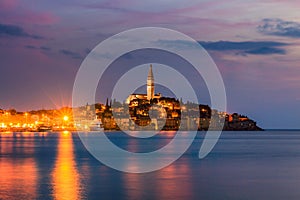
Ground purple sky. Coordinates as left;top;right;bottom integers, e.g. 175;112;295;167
1;0;300;129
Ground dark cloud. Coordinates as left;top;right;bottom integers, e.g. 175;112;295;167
24;45;51;51
25;45;36;49
157;39;200;49
0;24;29;37
0;23;43;39
199;40;288;55
59;49;82;59
40;46;51;51
200;41;286;51
245;47;286;55
258;18;300;38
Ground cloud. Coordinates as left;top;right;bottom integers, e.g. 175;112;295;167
0;23;43;39
155;39;288;55
244;47;286;55
40;46;51;51
0;0;59;26
258;18;300;38
0;0;18;10
25;45;36;49
199;40;288;55
59;49;82;59
24;45;51;51
200;41;286;51
157;39;200;49
79;0;203;13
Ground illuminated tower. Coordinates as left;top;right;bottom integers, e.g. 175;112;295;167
147;64;154;100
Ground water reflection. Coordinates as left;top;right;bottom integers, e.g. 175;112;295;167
121;132;195;200
52;131;82;200
122;159;195;199
0;133;38;199
155;159;194;199
2;131;300;199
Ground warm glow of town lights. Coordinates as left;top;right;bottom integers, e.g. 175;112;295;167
63;115;69;121
0;65;261;132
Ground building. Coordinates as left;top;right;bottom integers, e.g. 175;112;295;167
124;65;181;130
147;64;154;100
126;65;161;104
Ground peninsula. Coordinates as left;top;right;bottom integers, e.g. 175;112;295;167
0;65;263;132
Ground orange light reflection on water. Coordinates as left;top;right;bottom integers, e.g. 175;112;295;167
156;162;193;199
52;132;82;200
122;130;194;199
0;133;38;199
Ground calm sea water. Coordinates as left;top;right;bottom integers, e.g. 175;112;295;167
1;131;300;200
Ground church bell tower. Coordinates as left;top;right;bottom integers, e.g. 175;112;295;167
147;64;154;100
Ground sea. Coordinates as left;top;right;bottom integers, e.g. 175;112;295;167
1;131;300;200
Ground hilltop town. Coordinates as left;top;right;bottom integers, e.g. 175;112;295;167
0;100;263;132
0;65;262;132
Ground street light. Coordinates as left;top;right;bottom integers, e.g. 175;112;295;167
63;115;69;130
63;115;69;122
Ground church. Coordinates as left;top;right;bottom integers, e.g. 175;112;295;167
125;64;181;130
126;64;162;103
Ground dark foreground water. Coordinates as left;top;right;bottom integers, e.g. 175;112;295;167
1;131;300;200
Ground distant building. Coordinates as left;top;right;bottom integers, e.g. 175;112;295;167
100;64;263;131
147;64;154;100
123;65;181;130
126;65;161;104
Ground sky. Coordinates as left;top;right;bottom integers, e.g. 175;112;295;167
1;0;300;129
